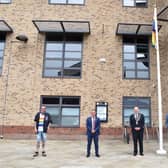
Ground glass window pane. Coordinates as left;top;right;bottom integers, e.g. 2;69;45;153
0;51;4;58
62;117;79;126
0;0;11;3
124;62;135;69
137;99;150;106
45;60;62;68
46;51;62;59
44;69;62;77
137;45;148;53
124;108;133;116
68;0;84;4
124;70;135;78
124;53;135;60
43;97;60;104
137;71;149;78
140;108;149;116
62;97;80;105
63;69;80;77
46;106;60;125
124;45;135;53
0;42;5;50
46;106;60;115
49;0;66;4
136;0;147;7
123;0;134;6
62;108;79;116
123;98;137;106
64;60;81;68
65;52;81;59
0;59;2;66
65;43;82;51
145;117;150;126
137;62;149;70
46;43;63;51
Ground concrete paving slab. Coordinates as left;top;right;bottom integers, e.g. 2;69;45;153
0;139;168;168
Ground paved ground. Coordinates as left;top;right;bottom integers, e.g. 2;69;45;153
0;137;168;168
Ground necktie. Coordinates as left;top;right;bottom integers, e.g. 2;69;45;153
92;117;95;130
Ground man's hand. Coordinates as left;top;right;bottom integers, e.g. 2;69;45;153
34;128;37;134
92;130;95;133
135;127;141;131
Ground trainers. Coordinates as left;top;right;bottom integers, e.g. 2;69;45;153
33;152;39;157
42;151;47;157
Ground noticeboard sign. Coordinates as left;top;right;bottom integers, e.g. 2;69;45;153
96;102;108;122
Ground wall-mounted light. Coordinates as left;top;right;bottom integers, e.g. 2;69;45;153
99;58;106;63
16;34;28;42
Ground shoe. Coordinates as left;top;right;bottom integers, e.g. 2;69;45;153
33;152;39;157
86;154;90;157
42;151;47;157
140;153;144;156
133;153;137;156
96;154;100;157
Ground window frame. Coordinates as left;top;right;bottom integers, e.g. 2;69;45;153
41;96;81;128
122;0;148;8
122;96;151;127
122;36;150;80
43;33;83;78
0;0;12;4
48;0;85;5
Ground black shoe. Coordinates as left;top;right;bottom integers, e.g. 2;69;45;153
133;153;137;156
86;154;90;157
42;151;47;157
96;154;100;157
140;153;144;156
33;152;39;157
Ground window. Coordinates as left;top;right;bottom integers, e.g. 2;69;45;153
0;0;11;3
49;0;85;5
0;33;6;75
42;96;80;127
123;36;149;79
44;33;83;78
123;0;147;7
123;97;151;126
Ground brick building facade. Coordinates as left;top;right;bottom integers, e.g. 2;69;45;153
0;0;168;137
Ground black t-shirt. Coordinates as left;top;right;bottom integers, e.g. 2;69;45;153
34;112;52;133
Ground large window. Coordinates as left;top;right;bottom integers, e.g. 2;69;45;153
0;34;5;75
123;97;151;126
123;0;147;7
0;0;11;3
49;0;85;5
44;33;83;78
123;36;149;79
42;96;80;127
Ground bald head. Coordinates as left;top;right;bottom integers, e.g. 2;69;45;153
134;106;139;114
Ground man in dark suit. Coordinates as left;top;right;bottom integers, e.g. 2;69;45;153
86;110;101;157
130;106;145;156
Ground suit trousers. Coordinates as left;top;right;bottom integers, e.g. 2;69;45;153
132;130;144;154
87;133;99;155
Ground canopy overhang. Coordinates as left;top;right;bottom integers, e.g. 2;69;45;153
116;23;161;36
0;20;13;32
32;20;90;34
158;6;168;22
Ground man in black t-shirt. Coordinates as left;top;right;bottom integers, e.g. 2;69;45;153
33;105;52;157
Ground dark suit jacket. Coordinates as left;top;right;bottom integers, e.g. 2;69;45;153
130;113;145;132
86;117;100;136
